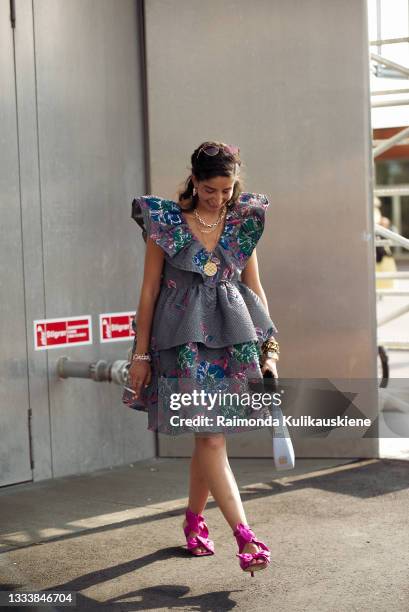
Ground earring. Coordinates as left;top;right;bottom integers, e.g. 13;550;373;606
192;187;197;196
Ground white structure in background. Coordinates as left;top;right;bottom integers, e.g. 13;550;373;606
368;0;409;460
369;0;409;128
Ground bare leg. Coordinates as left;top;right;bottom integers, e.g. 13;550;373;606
188;444;210;513
194;434;265;566
182;444;210;554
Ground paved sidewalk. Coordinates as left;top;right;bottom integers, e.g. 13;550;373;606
0;457;408;611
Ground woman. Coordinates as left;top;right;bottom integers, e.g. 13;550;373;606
122;141;280;577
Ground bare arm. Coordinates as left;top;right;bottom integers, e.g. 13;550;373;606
241;249;273;323
134;237;165;354
241;249;278;375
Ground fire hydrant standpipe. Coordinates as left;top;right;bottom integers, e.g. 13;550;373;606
56;356;131;386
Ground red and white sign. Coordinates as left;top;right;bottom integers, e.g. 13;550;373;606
34;316;92;350
99;311;136;343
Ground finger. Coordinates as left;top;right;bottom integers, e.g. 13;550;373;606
131;381;143;398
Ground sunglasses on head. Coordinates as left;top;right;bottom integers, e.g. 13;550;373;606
198;143;240;158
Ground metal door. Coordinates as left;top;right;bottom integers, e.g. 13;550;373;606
1;0;152;484
0;0;33;486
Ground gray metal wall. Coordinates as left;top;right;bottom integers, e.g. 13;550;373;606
141;0;378;458
0;0;32;486
0;0;154;486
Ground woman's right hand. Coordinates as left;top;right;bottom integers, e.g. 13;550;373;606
127;360;152;399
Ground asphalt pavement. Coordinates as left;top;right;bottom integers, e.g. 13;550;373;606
0;456;408;611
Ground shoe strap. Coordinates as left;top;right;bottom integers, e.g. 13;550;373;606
185;508;209;537
233;523;270;556
187;534;215;554
237;549;271;563
233;523;256;547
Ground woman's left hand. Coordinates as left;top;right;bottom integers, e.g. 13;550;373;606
261;357;279;378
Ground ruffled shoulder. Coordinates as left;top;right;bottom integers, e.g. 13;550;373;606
131;195;192;257
130;192;270;266
228;192;270;266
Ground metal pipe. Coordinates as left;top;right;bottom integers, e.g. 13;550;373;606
370;52;409;78
370;36;409;45
377;290;409;296
375;224;409;250
376;272;409;278
372;88;409;95
372;98;409;107
375;185;409;196
392;194;403;255
373;126;409;157
57;356;131;386
380;342;409;350
378;303;409;326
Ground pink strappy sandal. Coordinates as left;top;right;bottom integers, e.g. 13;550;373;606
183;508;215;556
233;523;270;577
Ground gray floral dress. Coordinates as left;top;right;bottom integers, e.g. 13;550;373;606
121;192;279;435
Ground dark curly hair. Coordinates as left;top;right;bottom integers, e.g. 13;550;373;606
177;140;244;212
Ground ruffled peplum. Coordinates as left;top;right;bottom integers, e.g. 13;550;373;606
149;277;277;351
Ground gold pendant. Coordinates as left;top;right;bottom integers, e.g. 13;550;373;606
204;260;218;276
